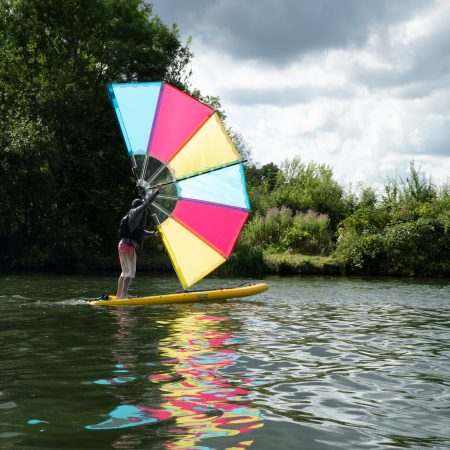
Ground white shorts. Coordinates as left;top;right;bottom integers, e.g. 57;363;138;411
118;244;136;278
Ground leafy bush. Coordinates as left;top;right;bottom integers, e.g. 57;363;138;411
336;198;450;276
291;210;333;255
219;241;265;277
270;157;352;230
335;163;450;277
241;207;334;256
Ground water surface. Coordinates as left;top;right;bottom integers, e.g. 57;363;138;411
0;274;449;449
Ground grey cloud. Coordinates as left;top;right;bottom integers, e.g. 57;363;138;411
415;120;450;157
224;85;358;106
151;0;431;65
150;0;450;171
351;10;450;97
149;0;210;35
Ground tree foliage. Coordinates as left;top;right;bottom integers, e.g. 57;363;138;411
242;207;333;255
271;157;351;229
245;156;352;230
336;165;450;276
0;0;192;269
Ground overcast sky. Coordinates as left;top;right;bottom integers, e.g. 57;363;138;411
151;0;450;187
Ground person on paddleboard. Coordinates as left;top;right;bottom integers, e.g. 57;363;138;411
116;180;162;298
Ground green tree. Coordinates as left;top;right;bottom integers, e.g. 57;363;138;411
270;156;350;230
0;0;192;269
336;164;450;276
382;161;437;205
245;162;280;213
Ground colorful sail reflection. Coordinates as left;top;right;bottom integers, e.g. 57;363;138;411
86;313;263;448
151;314;263;449
85;405;171;430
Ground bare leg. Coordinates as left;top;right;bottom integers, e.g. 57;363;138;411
116;275;125;298
117;249;135;298
121;277;132;298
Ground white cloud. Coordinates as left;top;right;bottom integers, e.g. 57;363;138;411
152;0;450;186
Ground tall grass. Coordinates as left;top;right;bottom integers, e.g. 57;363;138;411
241;207;333;256
220;241;265;277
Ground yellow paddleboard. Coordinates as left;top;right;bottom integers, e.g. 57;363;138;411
90;282;268;306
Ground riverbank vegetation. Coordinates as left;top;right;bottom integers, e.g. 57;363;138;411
1;0;449;278
228;160;449;277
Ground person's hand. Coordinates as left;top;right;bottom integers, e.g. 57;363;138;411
137;178;151;191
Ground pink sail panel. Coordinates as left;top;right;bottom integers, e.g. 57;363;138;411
148;83;214;163
172;199;250;258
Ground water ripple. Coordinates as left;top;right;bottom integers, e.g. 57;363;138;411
0;275;449;449
224;277;450;449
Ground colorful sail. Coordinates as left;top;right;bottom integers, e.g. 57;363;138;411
107;82;162;156
107;82;250;289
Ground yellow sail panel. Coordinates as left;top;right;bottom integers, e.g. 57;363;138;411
168;113;241;179
158;218;226;289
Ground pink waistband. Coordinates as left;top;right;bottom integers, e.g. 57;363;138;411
118;243;136;255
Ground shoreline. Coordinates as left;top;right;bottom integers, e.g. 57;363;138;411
2;252;448;278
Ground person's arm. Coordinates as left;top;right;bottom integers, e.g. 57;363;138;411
127;185;162;231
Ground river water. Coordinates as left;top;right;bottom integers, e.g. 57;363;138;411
0;274;449;449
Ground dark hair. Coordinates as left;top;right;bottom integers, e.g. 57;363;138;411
131;198;143;208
